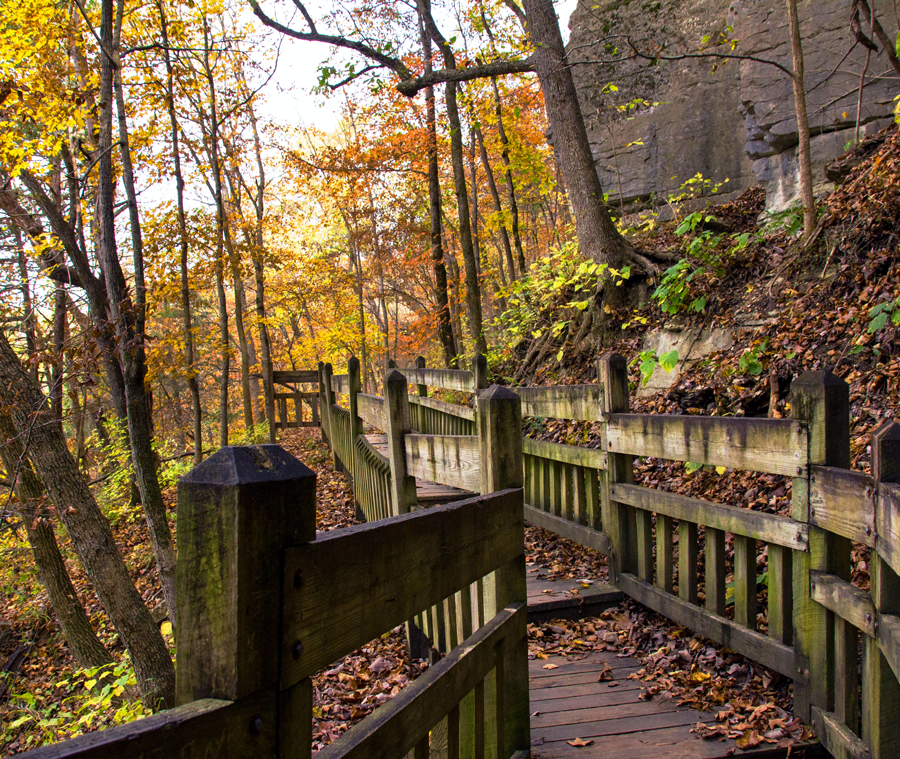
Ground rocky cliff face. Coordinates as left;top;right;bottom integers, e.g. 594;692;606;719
567;0;897;212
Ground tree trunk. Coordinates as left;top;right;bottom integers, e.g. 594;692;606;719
491;76;527;274
215;256;230;448
521;0;632;269
97;0;177;630
419;16;458;368
419;0;488;355
0;330;174;706
0;415;113;669
474;125;517;279
786;0;816;240
157;0;202;466
12;225;37;375
113;0;146;343
242;91;275;433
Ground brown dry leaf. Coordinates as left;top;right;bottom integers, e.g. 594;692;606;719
566;737;595;747
735;730;762;749
597;662;615;682
542;663;559;670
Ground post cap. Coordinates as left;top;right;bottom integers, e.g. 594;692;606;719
179;445;314;488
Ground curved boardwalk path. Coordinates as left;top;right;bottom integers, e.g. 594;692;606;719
368;434;821;759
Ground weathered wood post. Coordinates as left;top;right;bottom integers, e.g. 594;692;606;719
473;353;488;394
323;363;343;473
790;370;851;722
598;353;636;585
266;360;276;444
348;357;364;519
176;444;317;758
476;384;529;757
865;421;900;757
383;369;417;516
317;361;329;446
414;355;428;432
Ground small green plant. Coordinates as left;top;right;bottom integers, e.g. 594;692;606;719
738;338;770;376
633;349;679;387
652;260;707;315
491;242;630;354
867;295;900;334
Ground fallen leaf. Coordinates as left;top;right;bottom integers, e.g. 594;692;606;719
567;737;594;747
542;663;559;670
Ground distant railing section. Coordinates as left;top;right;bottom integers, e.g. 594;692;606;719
266;368;320;441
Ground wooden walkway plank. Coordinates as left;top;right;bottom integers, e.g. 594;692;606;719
528;652;824;759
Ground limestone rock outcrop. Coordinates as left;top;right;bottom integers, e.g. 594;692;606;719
567;0;897;211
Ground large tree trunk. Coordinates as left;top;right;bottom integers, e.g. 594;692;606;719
0;415;113;669
97;0;177;629
158;0;203;466
521;0;632;270
0;330;174;706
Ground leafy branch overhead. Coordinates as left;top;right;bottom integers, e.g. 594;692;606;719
248;0;534;95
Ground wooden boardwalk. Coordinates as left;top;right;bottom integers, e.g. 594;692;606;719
367;432;820;759
524;574;820;759
367;434;472;504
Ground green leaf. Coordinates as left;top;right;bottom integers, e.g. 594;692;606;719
868;311;889;334
658;349;679;372
685;461;702;474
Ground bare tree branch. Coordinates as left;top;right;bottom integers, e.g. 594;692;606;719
248;0;412;79
395;59;534;96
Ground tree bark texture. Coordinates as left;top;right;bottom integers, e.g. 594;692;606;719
786;0;817;240
97;0;177;631
0;415;113;669
521;0;630;268
0;330;174;706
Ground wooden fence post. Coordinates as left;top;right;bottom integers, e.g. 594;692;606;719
176;444;317;759
348;357;364;520
323;362;343;473
317;361;329;446
598;353;636;584
348;356;363;439
384;368;417;516
473;353;488;395
476;384;529;756
865;421;900;758
266;360;276;444
414;356;427;432
790;370;851;722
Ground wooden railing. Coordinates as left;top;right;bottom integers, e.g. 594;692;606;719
266;368;320;442
315;352;900;759
19;438;529;758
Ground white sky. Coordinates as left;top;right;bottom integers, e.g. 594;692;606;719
258;0;579;132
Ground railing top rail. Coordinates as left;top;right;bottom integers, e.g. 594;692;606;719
607;412;808;477
406;367;475;393
280;488;523;687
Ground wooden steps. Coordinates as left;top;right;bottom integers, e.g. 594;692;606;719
526;569;623;623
